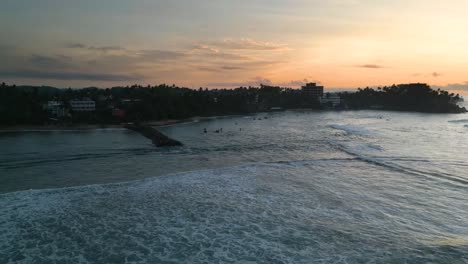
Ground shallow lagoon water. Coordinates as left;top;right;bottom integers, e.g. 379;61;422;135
1;110;467;263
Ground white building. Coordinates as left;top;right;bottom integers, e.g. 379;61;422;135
70;98;96;112
47;101;62;108
320;93;341;107
46;101;66;117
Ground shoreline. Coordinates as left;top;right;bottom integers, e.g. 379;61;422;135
0;114;246;132
0;119;192;132
1;107;466;132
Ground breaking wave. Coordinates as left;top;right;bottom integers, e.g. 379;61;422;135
329;124;377;136
1;112;467;263
448;119;468;123
328;124;468;187
1;162;467;263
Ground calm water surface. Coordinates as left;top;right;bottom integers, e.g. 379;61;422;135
0;110;467;263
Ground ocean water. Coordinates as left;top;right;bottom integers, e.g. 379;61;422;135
0;110;467;263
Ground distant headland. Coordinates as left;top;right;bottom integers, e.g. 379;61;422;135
0;82;465;127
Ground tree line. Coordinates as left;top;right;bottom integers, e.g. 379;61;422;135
0;83;320;125
0;82;465;126
339;83;465;113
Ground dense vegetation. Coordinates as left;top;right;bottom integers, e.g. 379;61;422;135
340;83;466;113
0;82;465;126
0;83;318;126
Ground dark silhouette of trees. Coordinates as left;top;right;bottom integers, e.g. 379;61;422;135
0;83;315;125
339;83;466;113
0;83;49;125
0;82;465;126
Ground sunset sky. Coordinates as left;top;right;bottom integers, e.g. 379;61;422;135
1;0;468;91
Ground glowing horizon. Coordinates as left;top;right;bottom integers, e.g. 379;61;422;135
1;0;468;92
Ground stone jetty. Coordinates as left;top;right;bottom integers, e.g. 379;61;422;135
124;123;183;147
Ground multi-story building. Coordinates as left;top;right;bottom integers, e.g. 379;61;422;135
70;98;96;112
301;83;324;98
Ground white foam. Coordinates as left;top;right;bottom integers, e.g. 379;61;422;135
1;162;466;263
330;124;376;136
448;119;468;123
